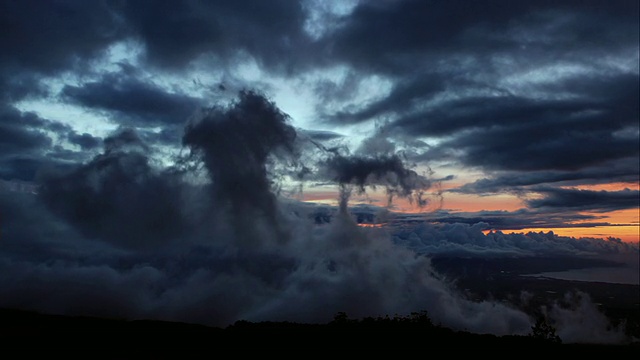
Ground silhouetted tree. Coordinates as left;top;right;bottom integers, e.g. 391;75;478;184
331;312;350;324
530;317;562;344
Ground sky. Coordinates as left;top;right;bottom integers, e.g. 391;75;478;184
0;0;639;344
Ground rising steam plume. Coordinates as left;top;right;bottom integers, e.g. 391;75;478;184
0;90;631;344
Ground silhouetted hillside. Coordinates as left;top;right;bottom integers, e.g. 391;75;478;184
430;255;640;339
1;308;638;355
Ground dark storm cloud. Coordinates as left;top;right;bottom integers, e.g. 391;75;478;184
326;0;519;72
0;157;51;182
0;0;314;158
526;187;640;212
0;0;635;344
0;109;52;155
0;0;122;74
411;81;639;171
0;90;635;344
68;132;101;150
102;127;148;154
321;0;639;186
329;74;447;124
39;129;186;250
455;158;640;194
393;74;638;136
319;154;432;210
0;107;102;181
62;72;203;126
0;0;135;182
114;0;308;70
182;90;299;246
429;125;638;172
0;190;94;262
0;73;48;103
0;0;311;109
0;0;296;76
0;106;82;181
326;0;638;73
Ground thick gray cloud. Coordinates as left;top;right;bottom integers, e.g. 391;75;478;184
0;106;80;181
319;0;639;189
455;158;640;194
409;77;639;172
324;0;638;73
182;90;299;246
0;0;312;184
0;91;635;345
0;0;124;180
394;73;638;135
39;129;186;250
328;74;447;123
0;1;637;343
0;108;52;155
62;72;203;126
526;187;640;212
0;0;122;74
0;0;307;73
1;0;634;186
68;131;101;150
318;154;432;211
114;0;309;70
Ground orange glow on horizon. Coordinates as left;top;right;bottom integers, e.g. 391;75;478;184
569;182;639;192
481;208;639;244
296;187;639;244
356;223;387;228
482;226;638;244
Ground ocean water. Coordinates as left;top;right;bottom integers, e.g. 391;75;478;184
523;266;639;285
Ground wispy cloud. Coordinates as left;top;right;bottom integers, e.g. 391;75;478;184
0;0;637;344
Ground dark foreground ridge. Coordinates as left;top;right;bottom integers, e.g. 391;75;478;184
1;308;638;355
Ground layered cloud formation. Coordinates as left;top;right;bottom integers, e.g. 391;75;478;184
1;90;636;344
0;0;638;344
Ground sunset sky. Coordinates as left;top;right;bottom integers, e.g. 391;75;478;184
3;0;636;242
0;0;638;339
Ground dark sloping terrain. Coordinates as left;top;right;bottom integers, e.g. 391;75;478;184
1;256;637;354
430;255;640;338
1;307;638;355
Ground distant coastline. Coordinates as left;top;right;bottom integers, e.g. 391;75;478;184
522;267;640;286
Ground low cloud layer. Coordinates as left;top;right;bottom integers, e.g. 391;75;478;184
0;0;637;345
1;92;636;344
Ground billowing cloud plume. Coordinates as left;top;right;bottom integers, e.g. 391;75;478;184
39;129;185;250
182;90;299;246
0;1;637;346
320;154;431;212
1;91;635;345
